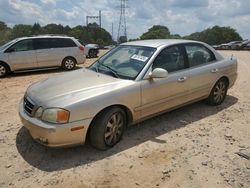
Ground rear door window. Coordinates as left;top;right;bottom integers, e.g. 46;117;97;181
34;38;51;50
185;44;216;67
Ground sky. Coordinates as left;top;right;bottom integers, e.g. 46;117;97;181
0;0;250;40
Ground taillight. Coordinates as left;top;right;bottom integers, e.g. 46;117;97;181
79;45;84;52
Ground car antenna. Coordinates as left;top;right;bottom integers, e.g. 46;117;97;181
231;54;233;60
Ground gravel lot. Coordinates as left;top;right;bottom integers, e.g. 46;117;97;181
0;50;249;188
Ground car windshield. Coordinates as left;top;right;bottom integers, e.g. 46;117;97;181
0;39;18;50
89;45;156;80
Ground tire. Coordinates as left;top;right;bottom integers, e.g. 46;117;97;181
0;63;9;78
207;78;228;106
62;57;76;71
90;107;126;150
88;49;97;58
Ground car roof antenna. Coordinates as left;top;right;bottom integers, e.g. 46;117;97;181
231;54;233;60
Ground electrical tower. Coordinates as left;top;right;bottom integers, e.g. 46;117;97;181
117;0;128;43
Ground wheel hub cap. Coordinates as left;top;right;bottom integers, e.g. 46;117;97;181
104;113;123;145
65;60;74;69
0;65;6;76
214;82;226;103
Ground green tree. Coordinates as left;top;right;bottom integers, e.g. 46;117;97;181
42;24;64;34
0;21;11;45
185;26;242;45
0;21;8;31
10;24;32;39
32;23;41;35
140;25;171;40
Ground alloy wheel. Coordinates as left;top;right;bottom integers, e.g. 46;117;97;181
213;81;226;103
0;65;6;76
104;112;124;146
65;59;75;69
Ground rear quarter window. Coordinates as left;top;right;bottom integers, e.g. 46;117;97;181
55;38;77;48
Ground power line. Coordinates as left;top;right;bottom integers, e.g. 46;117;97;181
86;10;102;28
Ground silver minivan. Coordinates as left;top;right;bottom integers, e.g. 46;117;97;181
0;35;86;77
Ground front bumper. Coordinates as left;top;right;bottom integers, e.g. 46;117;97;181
19;101;92;147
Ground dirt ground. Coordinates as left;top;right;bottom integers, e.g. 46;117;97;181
0;50;249;188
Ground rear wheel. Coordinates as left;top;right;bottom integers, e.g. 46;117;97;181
0;63;9;78
62;57;76;71
90;107;126;150
207;78;228;105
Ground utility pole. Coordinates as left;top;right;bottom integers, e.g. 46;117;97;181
112;23;114;40
99;10;102;28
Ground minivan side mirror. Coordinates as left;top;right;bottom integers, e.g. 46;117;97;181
5;48;15;53
149;68;168;79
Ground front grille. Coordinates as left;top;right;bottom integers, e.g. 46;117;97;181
23;96;35;116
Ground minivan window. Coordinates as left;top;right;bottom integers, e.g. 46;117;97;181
8;39;34;52
0;39;18;50
57;38;77;48
185;44;216;67
34;38;76;50
34;38;51;50
152;45;185;73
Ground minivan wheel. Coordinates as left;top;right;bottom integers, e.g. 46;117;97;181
207;78;228;106
90;107;126;150
62;57;76;70
0;63;9;78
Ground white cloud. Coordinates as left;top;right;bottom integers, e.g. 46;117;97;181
0;0;249;40
41;0;56;6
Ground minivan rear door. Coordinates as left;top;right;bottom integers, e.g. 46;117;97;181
6;39;37;70
34;38;62;68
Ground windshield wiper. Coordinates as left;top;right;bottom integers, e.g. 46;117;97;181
97;60;120;78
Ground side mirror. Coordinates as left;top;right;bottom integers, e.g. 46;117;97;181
5;48;15;53
149;68;168;79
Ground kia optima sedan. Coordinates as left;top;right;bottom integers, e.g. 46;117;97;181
19;39;237;150
0;35;86;77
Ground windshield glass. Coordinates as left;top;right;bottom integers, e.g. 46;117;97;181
0;39;18;50
89;45;156;80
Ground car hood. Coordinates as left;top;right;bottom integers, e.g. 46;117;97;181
26;68;133;107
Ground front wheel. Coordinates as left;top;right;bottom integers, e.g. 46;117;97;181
207;78;228;105
62;57;76;71
90;107;126;150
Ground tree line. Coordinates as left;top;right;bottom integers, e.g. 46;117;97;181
133;25;242;45
0;20;243;46
0;21;113;46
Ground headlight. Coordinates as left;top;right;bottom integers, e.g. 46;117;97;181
35;107;43;118
41;108;70;124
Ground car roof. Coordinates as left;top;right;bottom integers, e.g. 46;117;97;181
121;39;201;48
15;35;74;41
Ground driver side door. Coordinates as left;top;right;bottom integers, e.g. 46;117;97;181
138;45;190;119
6;39;37;70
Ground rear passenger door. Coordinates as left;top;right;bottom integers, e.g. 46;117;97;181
34;38;77;68
184;43;218;100
34;38;58;67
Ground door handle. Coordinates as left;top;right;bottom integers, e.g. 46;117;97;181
211;68;219;73
178;76;187;82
